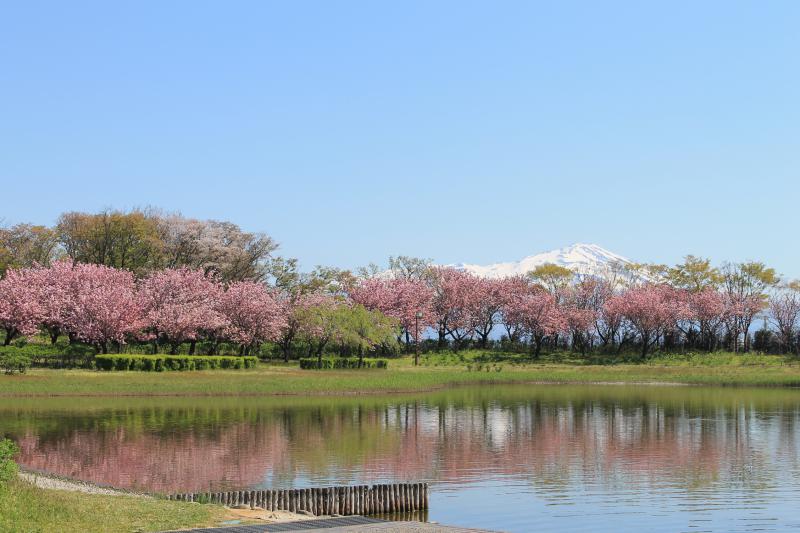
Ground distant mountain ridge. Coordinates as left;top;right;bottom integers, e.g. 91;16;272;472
450;243;634;279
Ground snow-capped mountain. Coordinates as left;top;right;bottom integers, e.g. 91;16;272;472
451;243;634;279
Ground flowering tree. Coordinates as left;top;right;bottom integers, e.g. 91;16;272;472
504;284;566;357
217;281;286;355
688;289;726;351
722;292;765;353
138;267;226;354
430;268;484;351
350;277;434;350
769;288;800;353
31;260;76;344
472;278;505;348
498;276;530;344
605;284;684;358
562;280;600;353
64;263;142;353
0;267;43;345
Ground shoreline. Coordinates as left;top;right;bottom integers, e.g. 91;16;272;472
0;379;704;398
4;353;800;398
15;468;326;527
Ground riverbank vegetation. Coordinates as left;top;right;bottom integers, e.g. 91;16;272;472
3;351;800;397
2;208;800;375
0;479;227;533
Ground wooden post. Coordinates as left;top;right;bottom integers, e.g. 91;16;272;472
348;486;353;514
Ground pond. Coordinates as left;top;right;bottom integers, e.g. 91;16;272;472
3;384;800;532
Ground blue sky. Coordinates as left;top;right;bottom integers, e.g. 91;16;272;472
2;1;799;277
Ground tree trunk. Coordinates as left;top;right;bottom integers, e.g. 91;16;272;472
532;335;543;359
189;340;196;355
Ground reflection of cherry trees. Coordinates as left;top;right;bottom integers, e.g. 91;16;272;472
17;422;287;492
8;391;800;493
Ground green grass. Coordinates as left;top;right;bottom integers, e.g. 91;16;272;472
0;479;229;533
2;350;800;396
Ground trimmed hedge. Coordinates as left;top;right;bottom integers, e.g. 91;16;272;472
95;354;258;372
299;357;389;370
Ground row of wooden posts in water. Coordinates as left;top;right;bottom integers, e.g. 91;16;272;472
167;482;429;516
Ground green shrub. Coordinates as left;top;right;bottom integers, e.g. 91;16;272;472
95;355;257;372
299;357;388;370
0;439;18;484
0;351;31;375
0;343;96;369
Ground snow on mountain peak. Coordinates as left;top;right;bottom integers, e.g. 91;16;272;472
451;243;633;279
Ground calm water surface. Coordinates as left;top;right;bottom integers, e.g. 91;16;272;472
3;385;800;532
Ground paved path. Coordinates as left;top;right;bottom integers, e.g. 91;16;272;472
164;516;498;533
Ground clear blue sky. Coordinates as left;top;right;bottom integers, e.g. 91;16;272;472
2;2;799;277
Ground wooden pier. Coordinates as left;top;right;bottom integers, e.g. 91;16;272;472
167;482;429;516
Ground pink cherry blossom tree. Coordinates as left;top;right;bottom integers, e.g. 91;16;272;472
217;281;286;355
604;284;684;358
688;288;726;351
64;263;142;353
0;267;43;345
138;267;226;354
504;283;566;357
498;276;530;344
430;267;481;351
31;260;76;344
472;278;505;348
350;277;434;350
562;280;599;354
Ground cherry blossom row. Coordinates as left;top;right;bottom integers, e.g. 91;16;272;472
1;261;798;357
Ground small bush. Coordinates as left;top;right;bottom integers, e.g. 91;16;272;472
0;343;96;369
0;351;31;375
95;355;258;372
299;357;388;370
0;439;18;484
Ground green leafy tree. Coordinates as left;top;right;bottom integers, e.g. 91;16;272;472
56;210;164;274
338;305;399;367
668;255;721;292
0;223;61;275
721;261;780;352
528;264;573;298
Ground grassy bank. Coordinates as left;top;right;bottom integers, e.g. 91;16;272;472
0;479;228;533
2;351;800;396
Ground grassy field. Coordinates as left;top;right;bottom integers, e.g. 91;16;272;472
2;351;800;396
0;479;229;533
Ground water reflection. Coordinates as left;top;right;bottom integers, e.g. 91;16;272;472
3;385;800;532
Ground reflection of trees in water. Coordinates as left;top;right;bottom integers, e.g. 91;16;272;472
7;391;800;493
